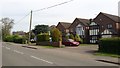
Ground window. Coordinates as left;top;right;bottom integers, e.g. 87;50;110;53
101;29;112;35
107;24;112;29
76;25;85;36
89;29;99;35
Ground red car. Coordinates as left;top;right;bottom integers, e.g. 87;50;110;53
62;39;80;46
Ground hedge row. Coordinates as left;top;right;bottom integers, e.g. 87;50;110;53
98;37;120;55
4;35;26;44
36;33;50;42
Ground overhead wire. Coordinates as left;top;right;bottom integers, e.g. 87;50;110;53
15;12;30;24
15;0;74;24
33;0;74;12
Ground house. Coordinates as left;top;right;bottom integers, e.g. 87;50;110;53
89;19;100;43
49;25;56;30
69;18;90;43
12;31;26;36
56;22;71;37
89;12;120;43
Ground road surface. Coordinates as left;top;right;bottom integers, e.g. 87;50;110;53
2;42;118;66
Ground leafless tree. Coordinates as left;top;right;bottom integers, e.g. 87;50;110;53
1;18;14;39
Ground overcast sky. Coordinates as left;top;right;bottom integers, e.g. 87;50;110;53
0;0;119;32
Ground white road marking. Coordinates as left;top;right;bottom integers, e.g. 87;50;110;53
6;47;10;50
13;50;24;55
30;55;53;64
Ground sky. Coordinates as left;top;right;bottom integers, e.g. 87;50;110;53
0;0;120;32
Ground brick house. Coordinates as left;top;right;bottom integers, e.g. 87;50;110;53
89;12;120;43
69;18;90;43
56;22;71;37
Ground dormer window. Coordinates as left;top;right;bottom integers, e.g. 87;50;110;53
107;24;112;29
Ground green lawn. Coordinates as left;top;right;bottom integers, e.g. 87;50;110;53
79;44;97;46
41;45;58;48
94;52;120;58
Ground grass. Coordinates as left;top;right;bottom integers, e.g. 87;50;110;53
41;45;59;48
79;44;97;46
94;52;120;58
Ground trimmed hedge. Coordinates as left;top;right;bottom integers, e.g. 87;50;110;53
4;35;26;44
36;33;50;42
14;36;26;44
4;35;14;42
98;37;120;55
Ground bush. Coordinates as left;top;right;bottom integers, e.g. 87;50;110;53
75;34;83;43
14;36;26;44
65;35;69;40
4;35;26;44
36;33;50;42
98;37;120;55
4;35;14;42
69;34;74;40
51;28;62;42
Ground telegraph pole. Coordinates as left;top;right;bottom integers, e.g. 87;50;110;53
28;10;32;45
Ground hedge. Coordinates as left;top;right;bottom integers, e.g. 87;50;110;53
4;35;26;44
4;35;14;42
14;36;26;44
98;37;120;55
36;33;50;42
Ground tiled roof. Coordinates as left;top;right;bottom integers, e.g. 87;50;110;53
59;22;71;29
101;12;120;22
76;18;90;26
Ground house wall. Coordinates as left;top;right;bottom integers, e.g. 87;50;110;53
89;13;120;43
56;23;66;36
69;19;89;43
69;19;80;34
94;13;118;34
89;22;100;43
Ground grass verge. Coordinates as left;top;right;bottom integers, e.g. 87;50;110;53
80;44;97;46
41;45;59;48
94;52;120;58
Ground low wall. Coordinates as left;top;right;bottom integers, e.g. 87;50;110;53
36;41;62;47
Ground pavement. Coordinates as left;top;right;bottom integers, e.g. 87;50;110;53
2;42;120;66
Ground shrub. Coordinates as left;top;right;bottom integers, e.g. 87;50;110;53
75;34;83;43
12;35;26;44
51;28;62;42
4;35;14;42
36;33;50;42
4;35;26;44
69;34;74;40
65;35;69;40
98;37;120;55
14;36;26;44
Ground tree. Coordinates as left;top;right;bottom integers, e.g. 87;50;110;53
51;28;62;42
32;25;49;35
1;18;14;40
75;34;83;43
